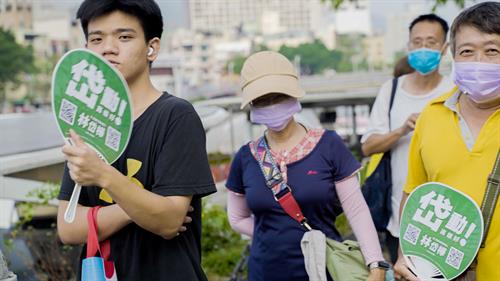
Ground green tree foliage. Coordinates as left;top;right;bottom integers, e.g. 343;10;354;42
0;28;36;110
393;50;407;64
432;0;465;11
335;34;368;72
322;0;465;10
279;40;342;75
227;39;358;75
226;55;246;75
28;56;58;104
6;183;79;280
201;203;247;278
11;183;248;279
253;44;269;53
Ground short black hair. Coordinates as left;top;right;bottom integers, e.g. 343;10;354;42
450;2;500;54
409;14;449;42
77;0;163;43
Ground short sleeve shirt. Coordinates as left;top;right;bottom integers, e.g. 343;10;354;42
361;75;455;237
403;89;500;281
58;93;216;281
226;130;360;281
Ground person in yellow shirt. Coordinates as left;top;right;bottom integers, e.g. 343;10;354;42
393;2;500;281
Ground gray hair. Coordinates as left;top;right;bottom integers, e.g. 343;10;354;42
450;1;500;55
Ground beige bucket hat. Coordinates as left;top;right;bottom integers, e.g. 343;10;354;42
239;51;305;109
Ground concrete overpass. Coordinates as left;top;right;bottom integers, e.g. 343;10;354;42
199;71;390;110
0;113;64;204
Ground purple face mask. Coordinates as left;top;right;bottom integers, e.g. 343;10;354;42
453;62;500;103
250;99;302;131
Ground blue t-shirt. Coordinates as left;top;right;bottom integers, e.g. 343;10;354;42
226;130;361;281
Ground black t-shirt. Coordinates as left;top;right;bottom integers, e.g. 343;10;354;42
58;93;216;281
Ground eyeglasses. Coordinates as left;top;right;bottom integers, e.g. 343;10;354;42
409;39;442;49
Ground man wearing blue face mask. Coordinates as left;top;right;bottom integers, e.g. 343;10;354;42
395;2;500;281
362;14;455;263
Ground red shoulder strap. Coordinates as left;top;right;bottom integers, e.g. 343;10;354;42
86;206;111;260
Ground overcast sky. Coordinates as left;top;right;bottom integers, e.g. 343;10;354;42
39;0;484;34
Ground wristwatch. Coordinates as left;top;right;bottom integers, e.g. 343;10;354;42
368;261;391;271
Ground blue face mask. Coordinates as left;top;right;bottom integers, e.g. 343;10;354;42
407;48;442;75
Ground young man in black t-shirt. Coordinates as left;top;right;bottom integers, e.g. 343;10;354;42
56;1;216;280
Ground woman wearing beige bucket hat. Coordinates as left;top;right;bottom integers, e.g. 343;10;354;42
225;51;388;281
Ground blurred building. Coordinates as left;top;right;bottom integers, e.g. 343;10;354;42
0;0;33;110
254;31;315;50
383;2;425;64
334;0;372;35
0;1;85;110
188;0;329;36
168;29;219;87
165;29;250;97
0;0;83;56
362;34;385;69
188;0;308;34
315;24;336;50
31;3;84;58
181;0;340;92
150;54;182;96
0;0;33;42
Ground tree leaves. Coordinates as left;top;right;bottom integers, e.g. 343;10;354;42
0;28;36;109
279;40;342;75
321;0;465;11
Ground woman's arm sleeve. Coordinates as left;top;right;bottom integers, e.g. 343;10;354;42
227;191;254;237
335;174;385;265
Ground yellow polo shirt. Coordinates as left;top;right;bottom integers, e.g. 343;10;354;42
404;88;500;280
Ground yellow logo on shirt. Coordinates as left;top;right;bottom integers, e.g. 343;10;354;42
99;158;144;203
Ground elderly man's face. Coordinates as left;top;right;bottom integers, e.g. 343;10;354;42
453;25;500;106
453;25;500;63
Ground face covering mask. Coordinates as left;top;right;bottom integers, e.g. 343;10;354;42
407;48;442;75
250;99;302;131
453;61;500;103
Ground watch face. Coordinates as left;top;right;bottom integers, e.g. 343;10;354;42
370;261;390;270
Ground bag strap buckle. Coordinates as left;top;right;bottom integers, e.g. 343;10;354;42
301;218;312;231
273;182;291;201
